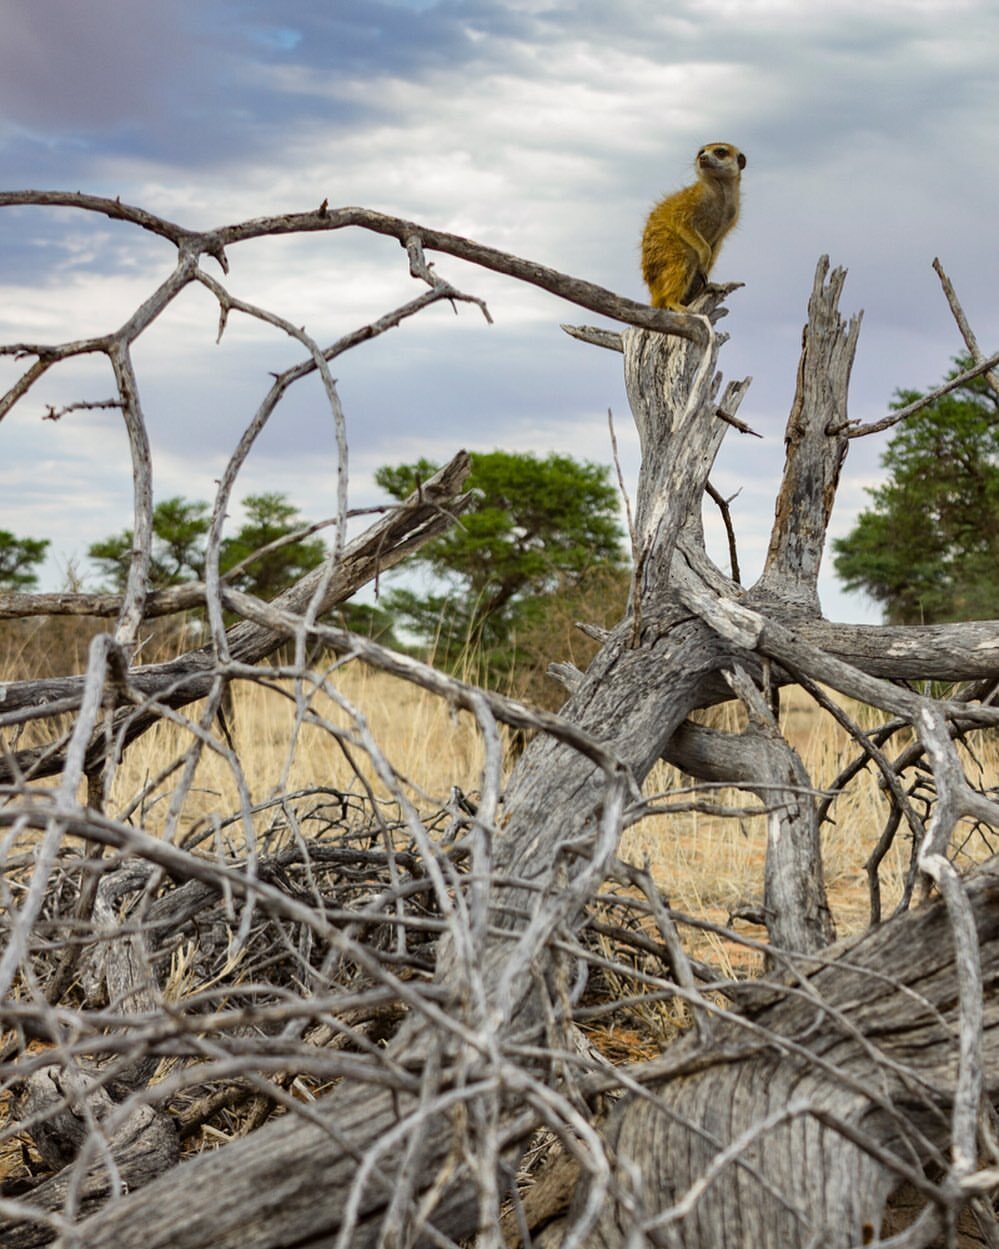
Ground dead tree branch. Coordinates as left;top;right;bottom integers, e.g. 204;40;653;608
2;193;999;1249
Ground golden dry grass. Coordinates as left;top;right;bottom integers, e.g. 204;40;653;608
81;660;995;964
624;696;884;977
100;659;502;840
4;612;997;947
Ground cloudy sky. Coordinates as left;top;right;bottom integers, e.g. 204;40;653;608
1;0;997;624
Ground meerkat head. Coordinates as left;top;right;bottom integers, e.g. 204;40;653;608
696;143;747;178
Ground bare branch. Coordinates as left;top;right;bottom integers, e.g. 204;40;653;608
932;256;999;398
754;256;859;615
705;480;742;583
845;349;999;438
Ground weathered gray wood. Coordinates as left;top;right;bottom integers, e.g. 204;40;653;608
721;666;835;954
753;258;860;617
3;1072;179;1249
63;289;741;1249
83;862;160;1090
583;858;999;1249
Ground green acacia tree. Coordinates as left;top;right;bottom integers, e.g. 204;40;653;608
88;493;326;600
833;360;999;624
375;450;627;675
219;492;326;599
0;529;50;590
89;497;211;590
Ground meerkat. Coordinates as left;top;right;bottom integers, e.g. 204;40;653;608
641;142;746;310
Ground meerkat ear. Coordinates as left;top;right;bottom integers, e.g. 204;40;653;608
737;152;747;170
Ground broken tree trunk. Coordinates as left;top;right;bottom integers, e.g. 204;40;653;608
41;261;997;1249
584;855;999;1249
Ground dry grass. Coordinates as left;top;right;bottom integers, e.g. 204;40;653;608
4;615;997;949
98;659;502;843
622;695;884;977
5;619;999;988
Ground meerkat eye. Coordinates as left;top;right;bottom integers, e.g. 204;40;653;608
713;147;729;157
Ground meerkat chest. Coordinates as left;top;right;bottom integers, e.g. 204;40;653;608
693;182;740;242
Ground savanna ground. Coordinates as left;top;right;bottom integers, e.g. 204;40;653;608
3;611;998;1192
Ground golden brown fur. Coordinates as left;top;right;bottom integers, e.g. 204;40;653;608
641;142;746;310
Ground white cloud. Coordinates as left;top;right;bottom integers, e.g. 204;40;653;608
1;0;997;628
